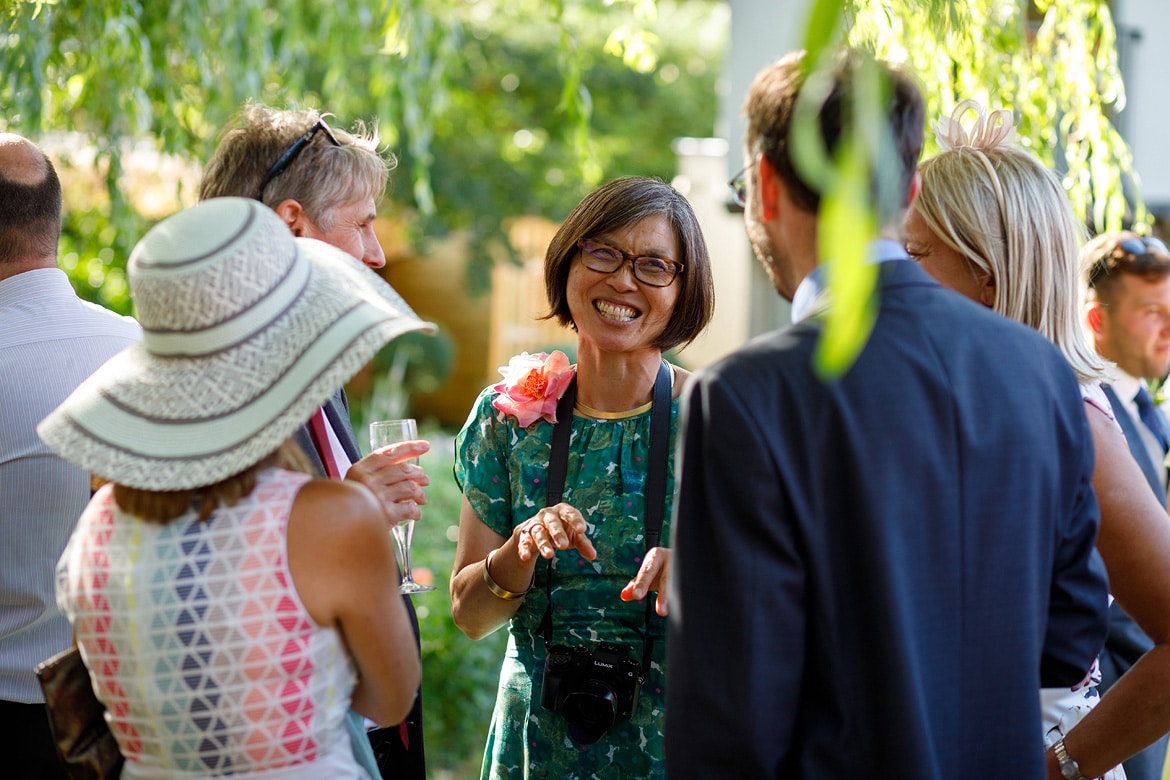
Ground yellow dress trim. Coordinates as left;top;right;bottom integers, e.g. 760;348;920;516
572;364;675;420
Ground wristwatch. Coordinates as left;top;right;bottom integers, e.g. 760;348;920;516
1053;738;1087;780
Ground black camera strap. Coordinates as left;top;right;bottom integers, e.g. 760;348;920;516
537;360;672;680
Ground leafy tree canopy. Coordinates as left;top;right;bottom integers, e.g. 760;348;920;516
1;0;1142;377
849;0;1143;232
789;0;1142;376
0;0;726;310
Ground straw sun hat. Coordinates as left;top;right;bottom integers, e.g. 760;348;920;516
38;196;435;491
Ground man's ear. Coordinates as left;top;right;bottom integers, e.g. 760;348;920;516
979;274;997;308
273;199;310;237
757;156;782;221
1086;300;1106;336
906;171;921;209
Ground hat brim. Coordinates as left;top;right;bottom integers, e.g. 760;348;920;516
38;237;436;491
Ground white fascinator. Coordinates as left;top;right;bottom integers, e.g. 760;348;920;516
932;99;1017;152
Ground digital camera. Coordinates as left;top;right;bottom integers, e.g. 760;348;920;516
540;642;643;744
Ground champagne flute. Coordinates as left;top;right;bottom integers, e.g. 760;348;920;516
369;418;435;594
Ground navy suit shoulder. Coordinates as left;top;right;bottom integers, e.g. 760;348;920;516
1100;384;1167;504
666;260;1109;779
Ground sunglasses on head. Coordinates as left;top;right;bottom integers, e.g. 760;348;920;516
1088;235;1170;289
1113;236;1170;258
255;118;340;201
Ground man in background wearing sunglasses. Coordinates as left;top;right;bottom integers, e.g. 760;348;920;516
199;104;428;780
1083;230;1170;780
1085;232;1170;499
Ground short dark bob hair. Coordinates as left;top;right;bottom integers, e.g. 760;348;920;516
543;176;714;352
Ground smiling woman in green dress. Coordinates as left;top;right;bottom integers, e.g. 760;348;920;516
450;177;715;779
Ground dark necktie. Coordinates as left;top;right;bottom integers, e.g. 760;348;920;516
1134;385;1170;455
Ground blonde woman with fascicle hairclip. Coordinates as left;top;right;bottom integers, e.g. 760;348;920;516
908;99;1170;780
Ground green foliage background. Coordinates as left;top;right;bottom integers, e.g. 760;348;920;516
849;0;1144;232
783;0;1145;376
1;0;1143;372
0;0;1148;770
0;0;726;310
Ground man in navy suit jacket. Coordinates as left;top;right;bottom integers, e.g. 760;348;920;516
1083;230;1170;780
665;49;1109;778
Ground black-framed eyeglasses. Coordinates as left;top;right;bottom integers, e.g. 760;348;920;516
728;164;749;208
255;118;341;200
577;239;683;288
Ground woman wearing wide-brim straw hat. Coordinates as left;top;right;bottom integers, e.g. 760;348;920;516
39;197;432;779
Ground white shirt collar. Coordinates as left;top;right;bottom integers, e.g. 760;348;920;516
1109;370;1145;406
790;240;909;323
0;267;71;304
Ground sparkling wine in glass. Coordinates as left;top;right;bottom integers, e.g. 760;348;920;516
369;418;435;594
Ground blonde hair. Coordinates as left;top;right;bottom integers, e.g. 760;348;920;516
916;101;1107;384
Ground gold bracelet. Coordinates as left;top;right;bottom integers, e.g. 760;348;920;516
482;548;533;600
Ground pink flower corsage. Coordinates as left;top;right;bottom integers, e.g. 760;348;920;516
491;350;575;427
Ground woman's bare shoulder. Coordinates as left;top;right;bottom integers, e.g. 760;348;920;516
291;479;388;538
286;479;395;627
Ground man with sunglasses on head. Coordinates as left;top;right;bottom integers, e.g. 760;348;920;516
1081;230;1170;780
1085;232;1170;501
199;103;428;780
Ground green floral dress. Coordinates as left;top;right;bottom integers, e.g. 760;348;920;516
455;385;677;779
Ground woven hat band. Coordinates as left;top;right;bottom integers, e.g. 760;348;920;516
64;301;393;460
141;254;310;357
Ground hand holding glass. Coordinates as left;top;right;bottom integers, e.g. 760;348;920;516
369;419;435;594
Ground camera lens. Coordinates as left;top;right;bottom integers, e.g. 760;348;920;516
561;680;617;744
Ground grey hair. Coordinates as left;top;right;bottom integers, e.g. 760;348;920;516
199;104;394;229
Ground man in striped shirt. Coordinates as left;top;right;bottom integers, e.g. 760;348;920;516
0;133;141;778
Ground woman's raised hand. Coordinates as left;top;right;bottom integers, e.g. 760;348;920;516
621;547;671;616
345;440;430;526
515;503;597;562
